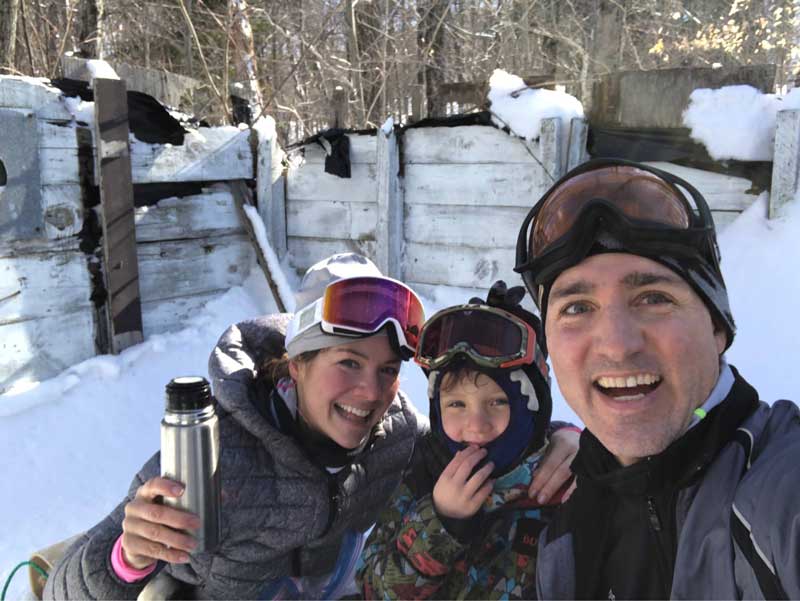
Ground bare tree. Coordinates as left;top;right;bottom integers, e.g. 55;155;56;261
0;0;20;73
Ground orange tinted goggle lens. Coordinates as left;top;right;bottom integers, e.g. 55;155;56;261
531;166;692;258
323;277;425;348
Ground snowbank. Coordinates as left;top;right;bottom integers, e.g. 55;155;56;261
683;85;800;161
487;69;584;141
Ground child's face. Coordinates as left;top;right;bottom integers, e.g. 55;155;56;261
439;372;511;445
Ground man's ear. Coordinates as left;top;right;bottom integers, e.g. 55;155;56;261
712;321;727;355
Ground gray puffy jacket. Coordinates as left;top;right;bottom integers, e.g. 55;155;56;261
536;396;800;600
44;314;424;600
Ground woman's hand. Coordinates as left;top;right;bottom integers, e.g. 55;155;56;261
121;477;200;569
528;428;580;504
433;446;494;519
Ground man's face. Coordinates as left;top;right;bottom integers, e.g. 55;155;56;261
544;253;726;466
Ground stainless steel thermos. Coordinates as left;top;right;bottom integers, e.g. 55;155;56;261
160;376;221;552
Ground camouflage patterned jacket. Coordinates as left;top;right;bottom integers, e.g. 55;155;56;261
356;433;560;600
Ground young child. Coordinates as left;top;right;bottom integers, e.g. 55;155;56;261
357;280;577;600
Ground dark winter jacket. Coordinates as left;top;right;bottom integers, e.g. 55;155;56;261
357;432;562;600
536;367;800;600
44;314;424;600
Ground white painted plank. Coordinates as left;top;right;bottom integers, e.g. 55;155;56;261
38;120;80;149
404;242;521;289
540;118;564;183
287;237;377;273
0;249;92;322
770;109;800;219
403;126;542;164
127;128;253;184
42;184;84;239
404;204;527;249
296;134;376;165
566;118;589;171
134;189;244;242
0;76;73;120
403;163;550;207
287;199;376;239
287;162;377;203
137;234;254;303
256;122;288;258
40;130;255;185
645;161;759;212
0;309;96;394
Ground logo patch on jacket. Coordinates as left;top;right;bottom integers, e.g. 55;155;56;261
512;518;546;555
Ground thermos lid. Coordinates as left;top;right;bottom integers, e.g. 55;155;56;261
165;376;213;412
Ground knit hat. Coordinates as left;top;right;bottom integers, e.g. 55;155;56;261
427;281;552;477
285;253;387;358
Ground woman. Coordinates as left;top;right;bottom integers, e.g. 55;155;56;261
44;253;576;600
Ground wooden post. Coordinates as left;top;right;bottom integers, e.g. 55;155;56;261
539;117;563;186
566;117;589;172
254;118;287;259
375;121;403;279
93;77;144;353
333;86;348;128
770;109;800;219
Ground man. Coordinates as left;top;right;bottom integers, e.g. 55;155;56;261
514;158;800;599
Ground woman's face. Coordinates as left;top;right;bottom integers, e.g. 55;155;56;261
289;334;402;449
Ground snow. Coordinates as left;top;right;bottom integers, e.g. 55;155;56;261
85;60;120;81
683;85;800;161
2;196;800;596
243;204;296;312
61;96;95;124
487;69;584;141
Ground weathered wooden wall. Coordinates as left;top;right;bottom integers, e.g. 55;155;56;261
0;77;257;394
285;134;379;268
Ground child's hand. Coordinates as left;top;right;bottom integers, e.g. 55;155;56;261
433;445;494;519
529;427;580;504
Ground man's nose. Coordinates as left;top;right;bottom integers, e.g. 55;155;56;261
594;305;646;362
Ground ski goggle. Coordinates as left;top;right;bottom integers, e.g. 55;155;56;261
415;304;548;377
515;159;722;300
287;276;425;358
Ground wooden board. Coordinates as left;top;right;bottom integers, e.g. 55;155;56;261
94;77;143;352
141;290;226;338
0;248;92;323
404;242;520;289
0;309;96;395
644;162;759;212
38;121;254;185
403;163;551;207
0;76;73;121
287;162;377;203
286;237;377;273
136;234;254;304
404;204;527;249
287;199;376;240
295;134;376;165
42;184;84;239
403;126;543;164
134;188;243;242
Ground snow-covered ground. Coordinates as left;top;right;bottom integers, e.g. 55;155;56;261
2;194;799;598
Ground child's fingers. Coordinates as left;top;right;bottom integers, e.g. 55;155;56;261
452;447;488;484
471;478;495;509
463;460;494;497
441;446;480;479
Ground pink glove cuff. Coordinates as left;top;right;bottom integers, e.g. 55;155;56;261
111;535;157;583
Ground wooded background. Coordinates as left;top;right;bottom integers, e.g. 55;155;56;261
1;0;798;145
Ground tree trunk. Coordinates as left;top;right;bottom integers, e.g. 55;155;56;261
76;0;103;58
229;0;263;123
418;0;447;118
0;0;20;73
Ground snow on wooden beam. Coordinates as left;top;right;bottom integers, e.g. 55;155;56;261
770;109;800;219
0;76;73;121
